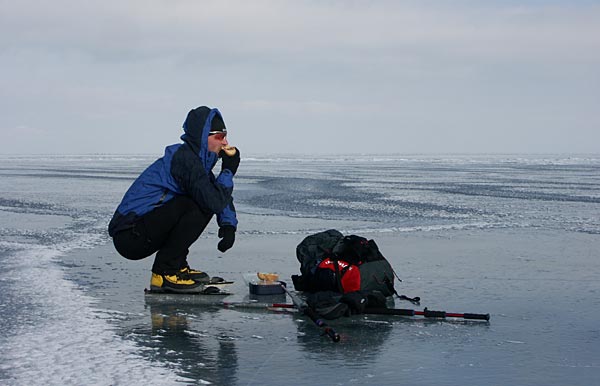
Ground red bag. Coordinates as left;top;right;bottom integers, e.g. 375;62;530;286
317;258;361;293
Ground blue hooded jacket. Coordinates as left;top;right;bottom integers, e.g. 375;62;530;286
108;106;237;237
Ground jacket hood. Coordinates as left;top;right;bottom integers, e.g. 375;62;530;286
181;106;223;171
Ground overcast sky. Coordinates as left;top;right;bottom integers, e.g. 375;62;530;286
1;0;599;155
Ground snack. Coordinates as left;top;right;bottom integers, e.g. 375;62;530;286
222;146;237;156
257;272;279;283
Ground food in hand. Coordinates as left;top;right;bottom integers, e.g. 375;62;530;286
222;146;237;156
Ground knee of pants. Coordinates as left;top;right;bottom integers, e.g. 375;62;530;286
113;234;154;260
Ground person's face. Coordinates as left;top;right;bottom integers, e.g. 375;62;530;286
207;132;228;154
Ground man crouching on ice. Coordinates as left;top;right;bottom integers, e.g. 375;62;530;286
108;106;240;293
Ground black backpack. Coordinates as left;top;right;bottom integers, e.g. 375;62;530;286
292;229;398;297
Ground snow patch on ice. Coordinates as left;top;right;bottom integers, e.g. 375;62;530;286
0;245;191;385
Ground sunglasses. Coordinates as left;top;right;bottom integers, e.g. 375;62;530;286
208;131;227;140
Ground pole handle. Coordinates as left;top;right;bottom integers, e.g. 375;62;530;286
304;305;341;343
462;313;490;321
323;327;341;342
282;284;341;343
364;307;490;321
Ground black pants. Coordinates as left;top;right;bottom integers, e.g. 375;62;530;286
112;195;213;275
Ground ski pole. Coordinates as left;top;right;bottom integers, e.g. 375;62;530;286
220;301;295;311
221;301;489;321
281;284;341;343
365;307;490;321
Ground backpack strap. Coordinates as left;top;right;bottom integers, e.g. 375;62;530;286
332;258;344;293
375;275;421;305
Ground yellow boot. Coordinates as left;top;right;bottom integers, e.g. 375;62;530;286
179;266;210;284
150;273;203;293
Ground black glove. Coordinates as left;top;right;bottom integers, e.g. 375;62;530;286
217;225;236;252
220;148;240;176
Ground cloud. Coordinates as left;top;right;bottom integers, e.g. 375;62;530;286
1;1;599;154
239;99;384;115
3;125;46;136
4;1;599;63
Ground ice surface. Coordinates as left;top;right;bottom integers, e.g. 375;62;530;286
0;246;195;385
1;154;599;385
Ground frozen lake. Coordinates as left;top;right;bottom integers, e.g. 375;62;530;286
1;154;599;385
